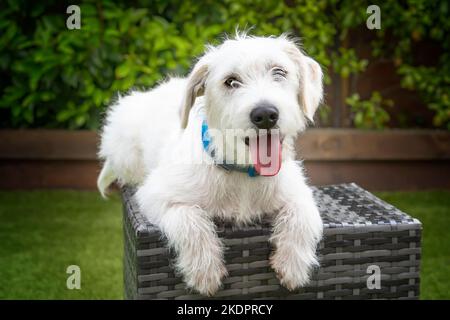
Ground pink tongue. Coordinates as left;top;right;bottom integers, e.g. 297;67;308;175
249;133;282;176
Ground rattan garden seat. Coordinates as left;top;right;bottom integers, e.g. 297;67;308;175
122;183;421;300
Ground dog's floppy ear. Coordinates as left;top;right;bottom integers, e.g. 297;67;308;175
300;56;323;122
284;42;323;122
180;61;209;128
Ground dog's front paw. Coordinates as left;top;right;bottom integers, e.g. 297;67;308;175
184;258;227;296
270;247;318;291
178;242;227;296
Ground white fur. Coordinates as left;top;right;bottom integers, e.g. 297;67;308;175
98;34;324;296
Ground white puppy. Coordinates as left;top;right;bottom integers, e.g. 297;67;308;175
98;34;324;296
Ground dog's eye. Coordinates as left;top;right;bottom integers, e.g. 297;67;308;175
272;67;287;80
225;77;242;89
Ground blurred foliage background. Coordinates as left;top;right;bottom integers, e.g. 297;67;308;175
0;0;449;130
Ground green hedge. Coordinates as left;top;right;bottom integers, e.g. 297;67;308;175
0;0;449;129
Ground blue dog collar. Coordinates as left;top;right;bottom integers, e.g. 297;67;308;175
201;120;258;177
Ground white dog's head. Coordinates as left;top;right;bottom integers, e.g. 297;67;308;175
181;34;323;175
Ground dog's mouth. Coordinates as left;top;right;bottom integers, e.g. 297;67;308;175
244;133;283;176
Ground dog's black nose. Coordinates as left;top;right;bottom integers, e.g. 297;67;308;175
250;103;279;129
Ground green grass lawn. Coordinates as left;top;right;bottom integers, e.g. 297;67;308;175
0;191;123;299
0;189;448;299
376;190;450;300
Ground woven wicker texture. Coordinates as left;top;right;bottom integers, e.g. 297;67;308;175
123;183;422;300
